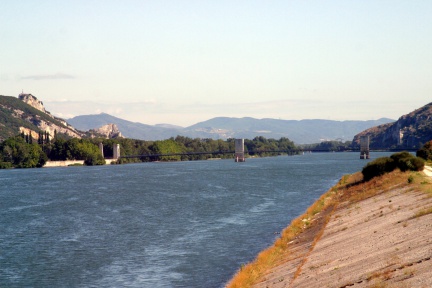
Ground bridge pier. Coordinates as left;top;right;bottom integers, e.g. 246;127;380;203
360;136;370;159
99;143;104;158
113;144;120;160
234;139;245;162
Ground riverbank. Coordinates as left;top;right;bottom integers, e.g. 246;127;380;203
227;168;432;287
43;160;85;167
43;159;116;167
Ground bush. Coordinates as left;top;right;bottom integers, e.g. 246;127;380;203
390;151;412;163
362;157;396;181
0;162;13;169
362;152;425;181
408;175;414;184
391;151;424;172
404;156;424;171
417;141;432;160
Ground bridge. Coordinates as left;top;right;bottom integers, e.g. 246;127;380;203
118;149;416;160
100;140;417;163
120;150;298;159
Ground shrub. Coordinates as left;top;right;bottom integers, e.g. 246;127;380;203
0;162;13;169
390;151;412;163
362;157;396;181
402;156;424;171
417;140;432;160
362;152;425;181
391;151;424;172
408;175;414;184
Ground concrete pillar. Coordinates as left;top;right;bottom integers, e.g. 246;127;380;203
234;139;245;162
99;143;104;158
360;136;370;159
113;144;120;160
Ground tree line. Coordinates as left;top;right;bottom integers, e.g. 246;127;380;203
0;133;299;168
3;131;432;169
102;136;299;163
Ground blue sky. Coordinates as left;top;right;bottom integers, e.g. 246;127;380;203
1;1;431;126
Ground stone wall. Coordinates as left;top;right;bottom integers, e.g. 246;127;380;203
44;160;85;167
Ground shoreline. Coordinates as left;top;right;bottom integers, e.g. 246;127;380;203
43;159;116;167
227;168;432;287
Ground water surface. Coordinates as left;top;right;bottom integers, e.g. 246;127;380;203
0;152;389;287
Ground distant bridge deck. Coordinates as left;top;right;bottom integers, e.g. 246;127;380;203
119;148;416;159
120;150;306;159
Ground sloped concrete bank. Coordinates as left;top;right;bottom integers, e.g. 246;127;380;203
44;160;85;167
227;169;432;288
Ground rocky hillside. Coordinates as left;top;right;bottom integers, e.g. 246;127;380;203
353;102;432;149
90;123;123;139
68;113;183;141
0;94;84;141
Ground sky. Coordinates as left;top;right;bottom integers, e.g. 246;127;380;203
1;1;431;127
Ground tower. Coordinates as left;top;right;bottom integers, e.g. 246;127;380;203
99;143;104;158
360;136;370;159
234;139;245;162
113;144;120;160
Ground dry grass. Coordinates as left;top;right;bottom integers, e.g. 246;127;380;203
414;206;432;218
225;169;432;288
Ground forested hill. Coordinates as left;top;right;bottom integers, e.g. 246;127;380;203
0;95;84;142
353;102;432;149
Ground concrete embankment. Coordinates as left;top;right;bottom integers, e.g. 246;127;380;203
44;159;116;167
44;160;85;167
227;169;432;288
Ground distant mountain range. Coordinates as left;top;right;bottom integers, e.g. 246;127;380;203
9;92;432;147
68;113;394;144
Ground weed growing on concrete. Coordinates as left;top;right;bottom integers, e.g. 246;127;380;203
414;207;432;218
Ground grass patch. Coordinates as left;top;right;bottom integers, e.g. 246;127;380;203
414;207;432;218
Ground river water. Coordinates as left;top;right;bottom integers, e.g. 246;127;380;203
0;152;390;287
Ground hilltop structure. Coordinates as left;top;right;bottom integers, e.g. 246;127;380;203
18;92;47;114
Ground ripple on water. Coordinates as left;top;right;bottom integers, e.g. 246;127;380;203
249;198;275;214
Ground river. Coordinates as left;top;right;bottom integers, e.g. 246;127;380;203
0;152;389;287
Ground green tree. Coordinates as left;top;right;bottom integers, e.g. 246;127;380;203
150;139;184;161
49;138;105;165
0;136;46;168
65;139;105;165
48;138;67;160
